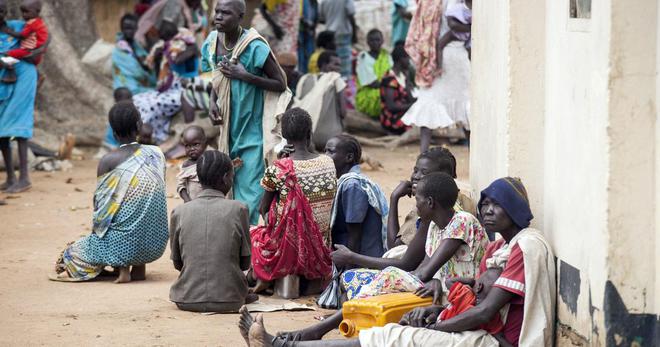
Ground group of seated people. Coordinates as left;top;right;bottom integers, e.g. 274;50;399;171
288;29;418;138
54;102;554;346
106;1;211;152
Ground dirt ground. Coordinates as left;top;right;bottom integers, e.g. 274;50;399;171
0;144;469;346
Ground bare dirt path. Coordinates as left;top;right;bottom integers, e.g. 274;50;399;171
0;144;468;346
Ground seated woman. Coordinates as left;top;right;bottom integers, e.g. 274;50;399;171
112;14;156;96
379;45;415;135
241;177;556;347
250;108;337;293
133;20;199;144
294;50;346;151
51;101;169;283
269;172;488;342
355;29;392;118
387;147;477;256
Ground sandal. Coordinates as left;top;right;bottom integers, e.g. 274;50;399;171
271;334;301;347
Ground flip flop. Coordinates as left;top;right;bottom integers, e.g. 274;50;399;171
48;272;84;282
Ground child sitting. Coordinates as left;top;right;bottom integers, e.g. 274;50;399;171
436;0;472;70
326;135;389;259
355;29;392;118
0;0;48;83
176;126;207;202
169;150;257;313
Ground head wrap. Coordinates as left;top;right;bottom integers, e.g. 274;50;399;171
478;177;533;229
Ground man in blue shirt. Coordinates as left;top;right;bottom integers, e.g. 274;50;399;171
325;135;388;260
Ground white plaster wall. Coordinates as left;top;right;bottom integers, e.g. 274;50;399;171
607;0;658;314
656;0;660;314
506;0;546;229
543;0;612;340
472;0;658;343
469;0;510;193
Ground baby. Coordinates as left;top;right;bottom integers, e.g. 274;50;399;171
1;0;49;83
437;267;511;346
176;125;207;202
436;0;472;70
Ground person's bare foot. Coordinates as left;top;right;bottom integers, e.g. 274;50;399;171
248;314;273;347
238;306;253;346
239;308;274;347
6;180;31;194
245;292;259;305
58;133;76;160
114;266;131;283
252;279;271;294
130;265;146;281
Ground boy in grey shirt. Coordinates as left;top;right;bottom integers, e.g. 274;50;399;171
169;151;257;312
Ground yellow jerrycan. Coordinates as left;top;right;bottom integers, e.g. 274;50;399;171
339;292;433;338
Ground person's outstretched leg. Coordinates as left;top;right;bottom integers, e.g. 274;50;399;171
7;138;30;193
0;138;16;190
239;307;361;347
277;309;344;341
420;127;432;153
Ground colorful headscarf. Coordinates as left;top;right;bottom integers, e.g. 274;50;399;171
478;177;533;229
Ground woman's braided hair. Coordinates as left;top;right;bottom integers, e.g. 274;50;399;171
196;150;233;187
334;134;362;165
281;107;312;142
108;101;140;138
418;146;457;178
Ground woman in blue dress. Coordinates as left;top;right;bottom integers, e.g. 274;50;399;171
202;0;286;225
0;7;38;194
52;102;169;283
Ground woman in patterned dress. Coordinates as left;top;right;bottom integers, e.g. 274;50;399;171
51;102;169;284
250;108;337;292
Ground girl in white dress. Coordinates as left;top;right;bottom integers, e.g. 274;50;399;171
402;0;471;152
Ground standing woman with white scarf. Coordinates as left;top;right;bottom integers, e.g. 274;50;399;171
201;0;287;225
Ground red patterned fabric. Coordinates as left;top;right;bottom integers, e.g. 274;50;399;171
379;70;413;134
251;158;333;281
439;282;504;335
